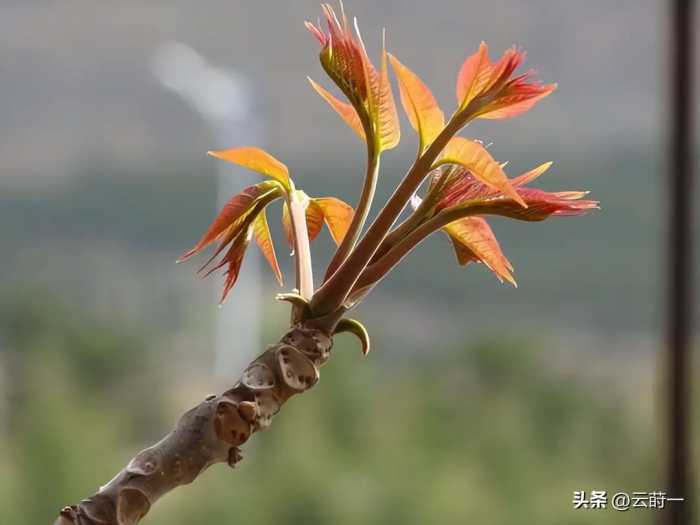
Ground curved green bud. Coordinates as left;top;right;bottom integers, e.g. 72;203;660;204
333;318;370;355
276;292;311;324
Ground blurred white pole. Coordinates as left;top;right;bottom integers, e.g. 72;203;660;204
152;42;263;377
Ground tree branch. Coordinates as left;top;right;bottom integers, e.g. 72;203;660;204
52;324;333;525
347;202;492;302
369;166;453;264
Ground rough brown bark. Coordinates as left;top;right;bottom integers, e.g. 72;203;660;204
53;324;333;525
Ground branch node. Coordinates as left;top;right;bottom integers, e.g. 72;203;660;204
238;401;257;423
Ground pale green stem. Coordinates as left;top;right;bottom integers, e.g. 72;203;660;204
324;151;380;282
289;191;314;300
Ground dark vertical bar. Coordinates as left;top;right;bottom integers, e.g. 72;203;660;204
667;1;695;524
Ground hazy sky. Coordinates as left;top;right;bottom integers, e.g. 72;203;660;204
0;0;670;182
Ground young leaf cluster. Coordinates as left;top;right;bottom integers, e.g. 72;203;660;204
179;3;597;339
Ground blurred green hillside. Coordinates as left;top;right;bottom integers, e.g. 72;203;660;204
1;291;687;525
1;145;698;524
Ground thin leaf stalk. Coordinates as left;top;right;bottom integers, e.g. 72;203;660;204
310;114;466;315
350;202;487;298
370;165;453;263
324;149;380;281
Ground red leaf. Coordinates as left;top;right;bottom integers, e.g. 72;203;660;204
178;184;269;262
451;187;598;221
456;43;554;120
437;137;526;207
478;77;556;119
307;5;400;152
218;229;252;304
456;41;492;109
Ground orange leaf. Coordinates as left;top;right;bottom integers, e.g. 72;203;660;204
308;77;366;141
253;210;283;286
437;137;526;207
208;147;291;191
307;5;369;103
444;217;516;286
456;44;555;120
456;42;492;110
308;5;400;152
388;53;444;152
305;200;325;241
355;24;400;152
483;47;525;94
512;162;553;187
375;38;401;151
314;197;355;245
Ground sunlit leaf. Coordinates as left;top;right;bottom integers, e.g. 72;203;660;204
456;41;492;110
308;77;366;141
512;161;553;187
307;5;400;152
374;36;401;151
456;43;554;120
314;197;354;245
307;4;368;106
478;79;556;120
253;210;283;286
485;47;524;93
446;187;599;222
305;200;325;241
444;217;515;286
436;137;526;207
208;147;291;191
434;162;554;213
389;53;444;152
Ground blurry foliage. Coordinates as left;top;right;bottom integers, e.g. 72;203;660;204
0;294;664;525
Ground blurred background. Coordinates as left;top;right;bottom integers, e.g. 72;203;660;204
0;1;698;524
